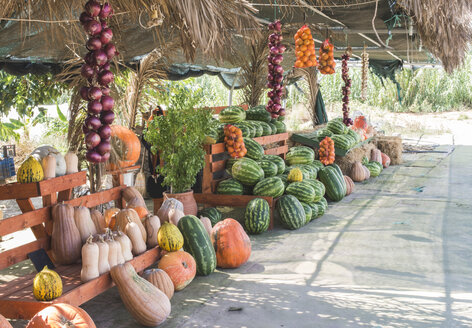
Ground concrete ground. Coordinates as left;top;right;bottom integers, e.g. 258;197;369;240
5;144;472;328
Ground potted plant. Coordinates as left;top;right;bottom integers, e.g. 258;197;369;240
144;83;213;215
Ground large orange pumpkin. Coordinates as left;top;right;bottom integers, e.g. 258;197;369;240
104;208;120;229
211;218;251;269
107;125;141;171
26;303;96;328
158;250;196;291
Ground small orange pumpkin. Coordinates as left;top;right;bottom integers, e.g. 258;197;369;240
104;208;120;229
344;175;355;196
158;251;196;291
381;152;391;168
128;205;149;219
211;218;251;269
26;303;96;328
106;125;141;171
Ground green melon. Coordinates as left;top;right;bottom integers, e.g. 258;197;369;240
244;198;270;234
303;179;326;202
299;202;312;224
262;154;286;175
258;160;278;177
232;158;264;186
198;207;222;226
243;137;264;160
219;106;246;123
276;195;305;230
285;182;316;203
253;177;285;198
217;179;244;195
286;146;315;165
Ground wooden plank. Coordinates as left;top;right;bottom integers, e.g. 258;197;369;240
64;186;125;208
265;145;289;156
211;159;226;173
0;247;161;319
106;165;140;176
57;189;72;202
38;171;87;195
16;199;48;240
0;238;50;270
210;143;226;154
253;132;289;145
0;207;50;237
0;184;38;201
202;154;212;194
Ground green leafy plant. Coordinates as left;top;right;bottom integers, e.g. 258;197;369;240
144;84;213;193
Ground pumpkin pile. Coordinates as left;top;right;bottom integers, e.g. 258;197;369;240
79;0;117;163
318;39;335;75
224;124;247;158
294;25;318;68
319;136;335;165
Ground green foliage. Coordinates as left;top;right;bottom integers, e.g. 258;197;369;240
144;83;213;193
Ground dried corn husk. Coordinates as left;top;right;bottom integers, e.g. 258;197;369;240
134;150;146;197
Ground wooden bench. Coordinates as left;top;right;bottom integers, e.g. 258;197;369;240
0;174;161;320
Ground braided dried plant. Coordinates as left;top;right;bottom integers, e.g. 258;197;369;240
360;46;369;101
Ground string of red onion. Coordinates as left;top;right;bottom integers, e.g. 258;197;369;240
266;20;286;119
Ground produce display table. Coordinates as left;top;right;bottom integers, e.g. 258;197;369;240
290;132;373;156
0;182;162;319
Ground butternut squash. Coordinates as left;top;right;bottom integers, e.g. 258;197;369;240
114;209;146;241
122;186;146;207
97;235;110;275
81;235;99;282
115;230;133;262
110;263;171;326
144;214;161;248
74;206;97;243
65;151;79;174
41;153;56;180
91;209;106;234
106;232;120;268
125;217;147;256
51;203;81;265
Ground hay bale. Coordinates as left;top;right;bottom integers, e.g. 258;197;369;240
335;142;376;175
374;136;402;165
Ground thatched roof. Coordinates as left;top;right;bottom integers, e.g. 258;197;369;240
0;0;470;73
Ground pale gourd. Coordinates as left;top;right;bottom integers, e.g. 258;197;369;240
42;153;56;180
122;186;146;207
169;205;184;226
106;233;120;268
65;151;79;174
97;235;110;275
115;209;146;242
81;235;99;282
200;216;212;237
144;214;161;248
110;263;171;326
74;206;97;243
157;198;184;225
90;209;106;234
51;203;81;265
371;149;382;166
350;161;366;182
125;217;147;256
31;146;66;176
115;230;133;262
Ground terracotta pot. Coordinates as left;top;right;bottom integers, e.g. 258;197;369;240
163;190;197;216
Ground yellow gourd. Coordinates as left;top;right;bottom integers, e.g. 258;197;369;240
157;222;184;252
33;266;63;301
287;167;303;182
17;156;44;183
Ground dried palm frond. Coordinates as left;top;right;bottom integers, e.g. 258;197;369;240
235;33;269;107
398;0;472;73
287;66;319;127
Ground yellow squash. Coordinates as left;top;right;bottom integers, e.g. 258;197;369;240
17;156;44;183
33;266;63;301
157;222;184;252
287;167;303;182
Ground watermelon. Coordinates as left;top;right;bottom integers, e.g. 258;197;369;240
219;106;246;123
316;128;333;139
225;158;239;175
346;128;361;144
286;146;315;165
246;108;271;123
277;115;285;121
326;120;346;134
307;202;319;221
244;198;270;234
217;178;244;195
300;202;312;224
253;177;285;198
232;158;264;186
242;184;253;195
319;166;346;202
274;121;286;134
198;207;222;226
258;121;272;136
247;121;263;137
243;137;264;160
205;129;219;144
313;197;328;218
216;125;225;142
178;215;217;276
331;134;351;151
233;123;252;138
262;154;285;175
277;174;289;188
365;162;382;177
303;179;325;202
276;195;305;230
285;182;316;203
258;160;278;177
268;122;277;135
310;160;324;170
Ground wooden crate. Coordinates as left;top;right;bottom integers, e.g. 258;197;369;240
0;183;161;319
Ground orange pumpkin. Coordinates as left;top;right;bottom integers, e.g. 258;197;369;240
344;175;355;196
0;314;13;328
106;125;141;171
104;208;120;229
26;303;96;328
210;218;251;269
158;250;196;291
128;205;149;219
381;152;391;168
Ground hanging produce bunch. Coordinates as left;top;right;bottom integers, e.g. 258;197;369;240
79;1;117;163
318;39;335;75
224;125;247;158
266;20;286;119
360;47;369;101
294;25;317;68
341;49;353;126
319;136;335;165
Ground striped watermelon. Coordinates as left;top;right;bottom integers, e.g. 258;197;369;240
253;177;285;198
198;207;222;226
233;123;252;138
346;128;361;144
258;160;278;177
243;137;264;160
327;119;346;134
276;195;305;230
307;202;319;221
277;174;289;188
242;184;253;195
365;162;382;177
217;179;244;195
286;146;315;165
312;197;328;218
268;122;277;135
225;158;239;175
246;108;271;123
285;182;316;203
303;179;326;202
310;160;324;170
262;154;285;175
331;134;351;151
274;121;286;134
232;158;264;186
258;121;272;136
246;121;263;137
316;128;333;139
319;165;346;202
244;198;270;234
300;202;312;224
178;215;217;276
219;106;246;123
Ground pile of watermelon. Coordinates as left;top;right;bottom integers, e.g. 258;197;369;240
315;118;362;151
207;105;287;143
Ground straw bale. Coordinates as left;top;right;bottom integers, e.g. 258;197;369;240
374;136;403;165
334;142;376;175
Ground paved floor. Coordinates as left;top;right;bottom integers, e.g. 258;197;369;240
7;145;472;328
